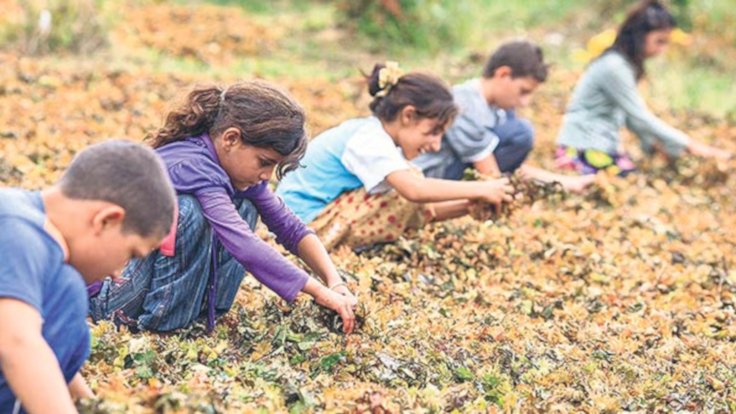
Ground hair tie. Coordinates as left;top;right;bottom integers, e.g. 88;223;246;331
220;87;227;104
213;87;227;122
375;61;403;97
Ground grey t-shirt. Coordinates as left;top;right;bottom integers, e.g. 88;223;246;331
412;78;508;178
557;50;688;156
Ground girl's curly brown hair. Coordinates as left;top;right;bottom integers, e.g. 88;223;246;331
149;81;308;179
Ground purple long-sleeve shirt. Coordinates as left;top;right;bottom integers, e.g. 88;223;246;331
155;134;312;302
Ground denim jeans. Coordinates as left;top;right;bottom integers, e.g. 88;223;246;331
88;195;258;332
492;112;534;173
424;111;535;180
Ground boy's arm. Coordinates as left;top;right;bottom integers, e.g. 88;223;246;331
0;298;77;414
443;107;500;167
473;153;501;177
69;372;94;400
519;165;596;193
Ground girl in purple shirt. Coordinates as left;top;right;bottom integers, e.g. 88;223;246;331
89;81;357;333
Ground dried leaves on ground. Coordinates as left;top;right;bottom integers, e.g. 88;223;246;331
2;2;736;413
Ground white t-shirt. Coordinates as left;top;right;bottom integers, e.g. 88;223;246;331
341;117;411;194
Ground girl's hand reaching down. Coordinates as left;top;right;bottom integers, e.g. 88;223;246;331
315;288;357;334
303;278;358;334
688;139;732;160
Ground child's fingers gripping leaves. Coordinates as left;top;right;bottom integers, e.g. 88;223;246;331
480;177;515;205
314;287;357;334
327;282;358;333
337;296;356;334
500;179;516;203
325;290;356;334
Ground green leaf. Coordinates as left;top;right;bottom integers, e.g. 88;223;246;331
454;366;474;382
136;365;153;379
319;352;344;372
290;354;306;365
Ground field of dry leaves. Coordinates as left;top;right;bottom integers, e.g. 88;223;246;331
1;1;736;413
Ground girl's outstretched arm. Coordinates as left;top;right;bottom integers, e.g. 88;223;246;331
296;234;358;334
385;169;514;205
685;139;732;160
297;234;357;301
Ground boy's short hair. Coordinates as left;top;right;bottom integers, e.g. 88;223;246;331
59;140;176;238
482;40;549;82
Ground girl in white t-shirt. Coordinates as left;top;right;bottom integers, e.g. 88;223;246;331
277;63;514;250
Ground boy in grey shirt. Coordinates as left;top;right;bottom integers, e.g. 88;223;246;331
414;41;594;192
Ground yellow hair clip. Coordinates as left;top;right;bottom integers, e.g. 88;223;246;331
375;61;403;97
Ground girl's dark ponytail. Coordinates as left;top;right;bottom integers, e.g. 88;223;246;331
367;63;386;98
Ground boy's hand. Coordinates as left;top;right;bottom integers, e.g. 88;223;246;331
479;177;515;205
314;288;356;334
557;174;596;193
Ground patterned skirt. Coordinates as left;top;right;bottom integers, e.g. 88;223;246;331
310;187;435;251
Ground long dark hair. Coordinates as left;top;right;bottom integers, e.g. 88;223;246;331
149;81;307;179
607;0;677;80
366;63;457;132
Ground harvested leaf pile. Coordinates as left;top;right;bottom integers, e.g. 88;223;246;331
463;168;567;221
2;2;736;413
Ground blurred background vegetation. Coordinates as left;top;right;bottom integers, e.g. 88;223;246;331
1;0;735;118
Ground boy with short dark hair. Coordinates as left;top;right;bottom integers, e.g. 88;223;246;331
413;40;594;192
0;140;175;413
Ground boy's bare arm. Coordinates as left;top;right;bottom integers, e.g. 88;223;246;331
518;165;595;193
69;372;94;400
473;153;502;177
0;299;77;414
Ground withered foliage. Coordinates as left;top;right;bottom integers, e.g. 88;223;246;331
1;2;736;413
